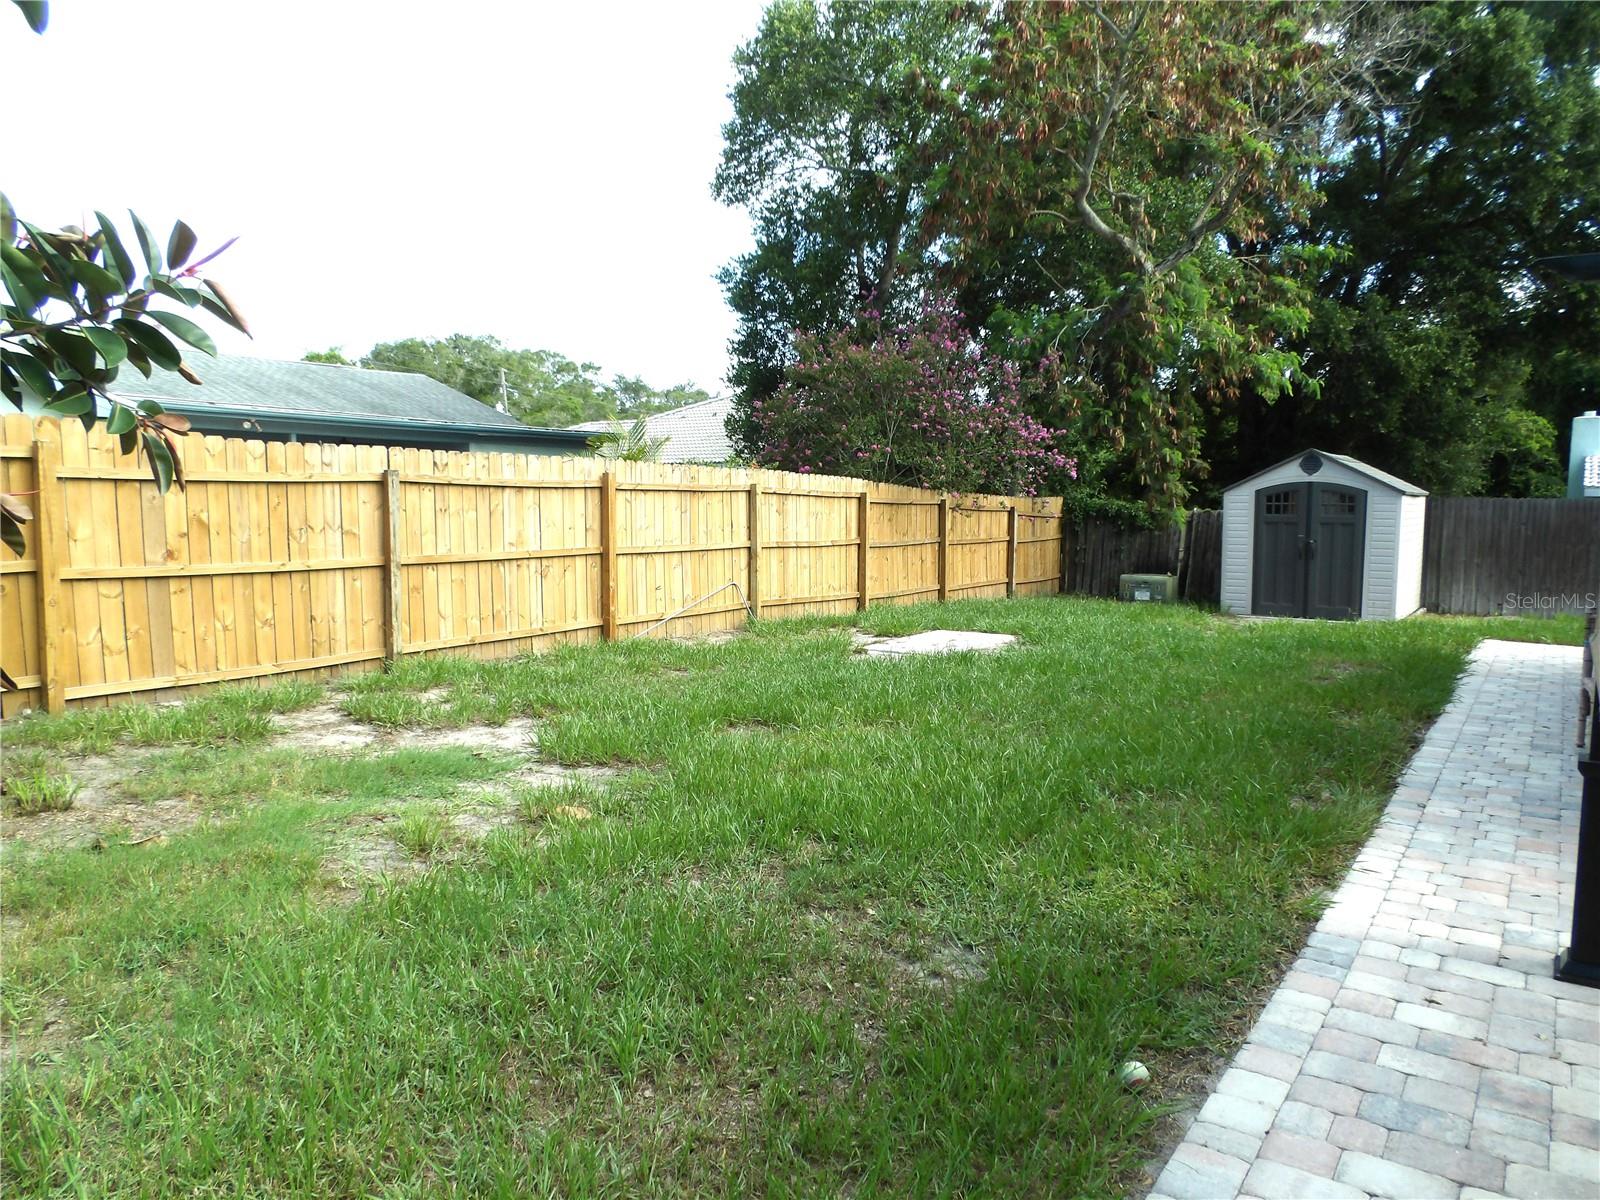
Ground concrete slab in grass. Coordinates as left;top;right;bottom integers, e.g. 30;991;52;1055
858;630;1017;657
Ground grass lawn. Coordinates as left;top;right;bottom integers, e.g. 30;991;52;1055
0;599;1583;1197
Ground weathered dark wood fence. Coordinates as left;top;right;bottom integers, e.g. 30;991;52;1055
1066;498;1597;616
1065;510;1222;604
1420;497;1599;617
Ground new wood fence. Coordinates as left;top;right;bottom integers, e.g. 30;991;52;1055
0;415;1064;716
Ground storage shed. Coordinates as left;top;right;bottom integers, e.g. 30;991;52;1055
1220;450;1428;621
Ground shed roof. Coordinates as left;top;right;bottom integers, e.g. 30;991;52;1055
1224;449;1428;497
105;356;586;442
572;395;734;463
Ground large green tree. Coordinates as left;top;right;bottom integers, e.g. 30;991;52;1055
713;0;973;451
935;0;1389;510
1200;0;1600;500
718;1;1401;512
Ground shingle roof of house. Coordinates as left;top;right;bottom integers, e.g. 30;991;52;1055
105;356;583;440
572;395;734;463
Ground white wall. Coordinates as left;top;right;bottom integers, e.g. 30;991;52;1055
1220;488;1254;616
1220;456;1416;620
1363;487;1403;620
1394;494;1428;617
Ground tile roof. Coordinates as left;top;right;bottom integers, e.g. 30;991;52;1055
106;356;554;434
573;395;734;463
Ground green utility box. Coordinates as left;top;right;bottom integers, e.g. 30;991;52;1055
1119;573;1179;603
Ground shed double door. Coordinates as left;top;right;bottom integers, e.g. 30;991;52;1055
1252;483;1366;619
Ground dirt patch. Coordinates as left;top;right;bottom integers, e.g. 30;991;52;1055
1312;660;1375;683
457;759;617;799
323;817;429;897
269;704;382;752
404;717;538;754
320;735;619;888
0;749;200;854
0;997;74;1079
721;718;784;736
888;941;990;989
267;702;538;756
667;628;743;646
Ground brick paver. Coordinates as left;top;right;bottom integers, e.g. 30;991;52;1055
1150;640;1598;1200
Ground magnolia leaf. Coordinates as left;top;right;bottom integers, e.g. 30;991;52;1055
43;389;92;417
201;279;249;336
177;362;204;386
13;2;47;34
0;493;34;523
19;221;75;289
147;310;216;356
1;349;51;398
166;220;197;271
105;404;137;435
0;259;39;313
114;319;182;370
129;210;163;276
159;430;186;489
125;342;153;378
142;431;175;492
0;191;15;242
82;326;128;368
0;511;25;559
151;412;192;432
154;280;205;307
1;244;50;311
67;258;123;301
42;328;97;376
94;211;136;287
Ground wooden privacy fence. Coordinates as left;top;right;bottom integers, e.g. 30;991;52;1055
1067;498;1598;616
1421;497;1599;617
0;415;1064;716
1066;510;1222;604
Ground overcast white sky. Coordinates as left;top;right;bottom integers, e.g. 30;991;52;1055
5;0;765;392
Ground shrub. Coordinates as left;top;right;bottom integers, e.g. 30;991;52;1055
750;300;1073;496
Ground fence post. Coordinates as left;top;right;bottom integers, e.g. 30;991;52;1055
32;434;65;714
748;480;762;620
857;490;871;611
1059;505;1070;594
600;470;618;640
937;496;950;603
382;469;403;662
1006;503;1019;597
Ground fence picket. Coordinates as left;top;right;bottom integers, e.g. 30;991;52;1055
0;417;1067;714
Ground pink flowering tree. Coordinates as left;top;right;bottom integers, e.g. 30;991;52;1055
749;301;1073;496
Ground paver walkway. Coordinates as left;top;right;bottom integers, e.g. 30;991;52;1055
1150;639;1599;1200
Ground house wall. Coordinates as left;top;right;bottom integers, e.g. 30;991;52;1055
1221;456;1409;620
